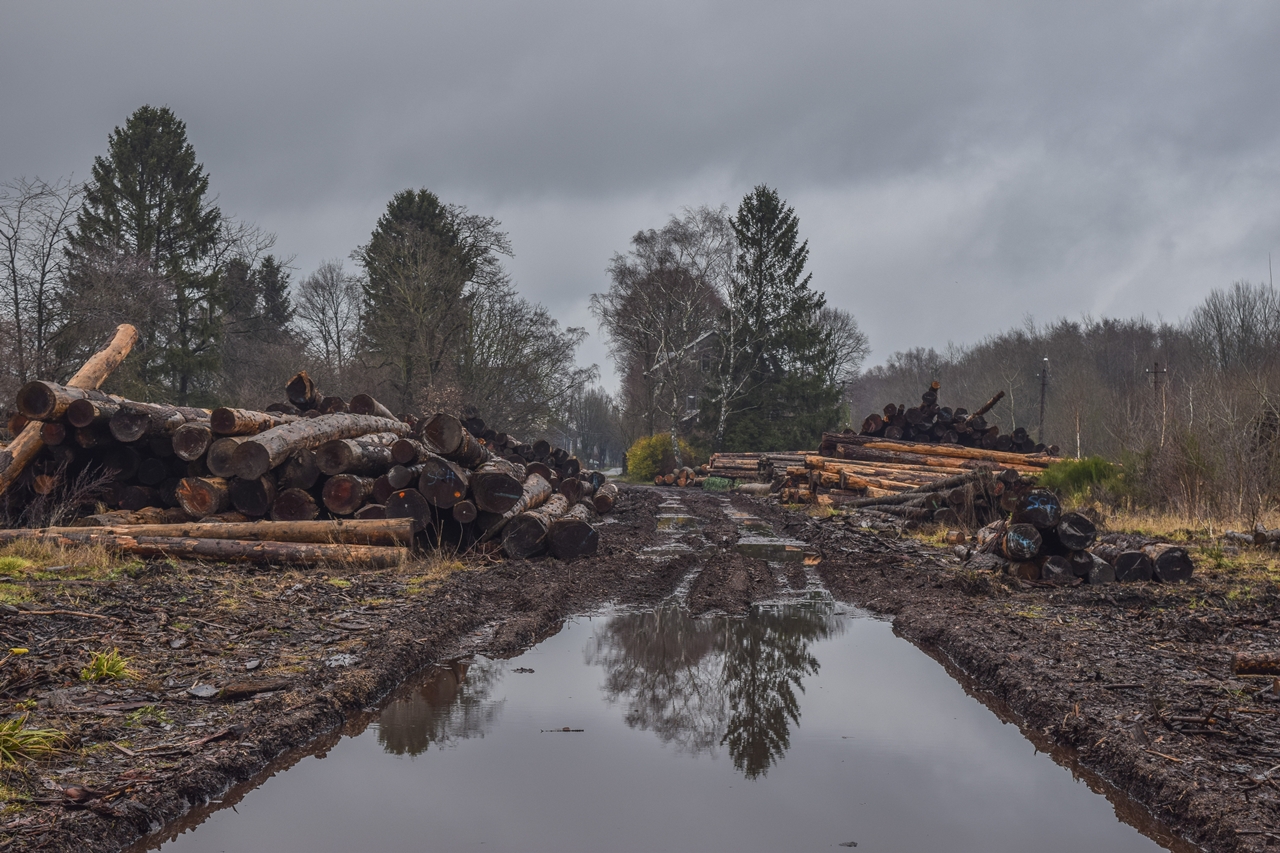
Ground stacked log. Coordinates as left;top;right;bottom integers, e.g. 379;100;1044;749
0;367;612;564
698;452;810;485
954;489;1193;584
849;382;1060;454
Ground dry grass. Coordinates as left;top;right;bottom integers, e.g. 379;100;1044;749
0;715;65;767
400;550;487;597
0;539;140;580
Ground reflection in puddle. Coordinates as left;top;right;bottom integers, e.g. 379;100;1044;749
376;659;505;756
655;513;700;531
734;535;812;562
144;605;1190;853
588;605;839;777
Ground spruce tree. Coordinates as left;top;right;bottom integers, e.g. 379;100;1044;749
66;105;223;403
718;186;840;450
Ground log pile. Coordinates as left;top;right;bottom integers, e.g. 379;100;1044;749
852;382;1060;454
0;353;611;564
696;452;810;485
954;488;1194;585
781;430;1055;509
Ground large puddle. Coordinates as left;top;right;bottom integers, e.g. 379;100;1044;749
140;603;1192;853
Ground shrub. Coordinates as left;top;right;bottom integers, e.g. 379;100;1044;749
1038;457;1122;502
0;715;64;766
625;433;698;482
80;648;136;682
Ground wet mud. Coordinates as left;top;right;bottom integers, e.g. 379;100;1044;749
0;484;1274;850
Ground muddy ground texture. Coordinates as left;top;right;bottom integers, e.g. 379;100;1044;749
0;486;1277;851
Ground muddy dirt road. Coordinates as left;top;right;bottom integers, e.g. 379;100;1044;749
1;485;1278;851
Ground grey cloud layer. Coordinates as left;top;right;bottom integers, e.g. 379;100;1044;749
3;2;1279;381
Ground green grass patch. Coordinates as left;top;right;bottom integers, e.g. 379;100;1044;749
0;715;65;767
80;648;136;682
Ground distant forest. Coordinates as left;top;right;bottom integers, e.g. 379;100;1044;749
849;282;1280;519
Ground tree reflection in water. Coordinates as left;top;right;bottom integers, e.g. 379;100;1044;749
376;659;505;756
587;605;841;778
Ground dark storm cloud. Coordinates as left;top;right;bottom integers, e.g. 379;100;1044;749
3;2;1279;380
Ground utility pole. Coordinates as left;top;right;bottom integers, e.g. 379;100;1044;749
1037;357;1049;444
1145;361;1168;448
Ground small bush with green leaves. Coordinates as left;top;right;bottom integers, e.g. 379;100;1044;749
1038;456;1122;503
80;648;136;682
625;433;699;482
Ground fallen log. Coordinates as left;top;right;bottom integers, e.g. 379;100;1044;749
385;488;433;532
0;323;139;498
37;518;412;546
71;507;191;527
277;449;322;491
471;458;527;514
828;434;1054;468
176;477;231;518
417;453;471;508
387;463;426;490
1055;512;1097;550
233;413;408;480
1233;652;1280;676
229;475;277;518
172;423;214;461
475;473;554;540
1011;489;1062;530
501;493;569;558
390;438;438;466
271;487;320;522
421;413;490;468
593;482;619;514
1142;543;1194;582
547;503;598;559
110;402;210;443
286;371;321;410
15;380;122;422
322;474;375;516
349;393;397;421
206;437;247;478
66;399;120;428
210;407;299;436
0;529;407;567
1001;523;1042;561
452;500;478;523
315;432;399;476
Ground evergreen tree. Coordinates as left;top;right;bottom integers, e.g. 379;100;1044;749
65;105;224;403
714;186;840;450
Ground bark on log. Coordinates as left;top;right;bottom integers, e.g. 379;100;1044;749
286;371;321;410
385;488;433;532
322;474;375;516
66;399;120;429
0;529;407;567
0;324;138;498
110;403;209;443
547;503;598;559
229;475;277;518
559;476;598;505
349;394;398;421
471;458;527;514
315;432;399;476
176;477;231;518
1142;543;1194;582
271;487;320;522
1233;652;1280;676
210;408;298;436
232;413;407;480
417;453;471;508
500;493;569;558
593;482;619;514
71;507;192;527
421;413;490;468
206;437;248;478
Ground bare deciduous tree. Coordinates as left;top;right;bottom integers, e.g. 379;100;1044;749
295;259;364;394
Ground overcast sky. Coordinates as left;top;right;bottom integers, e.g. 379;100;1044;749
4;2;1279;388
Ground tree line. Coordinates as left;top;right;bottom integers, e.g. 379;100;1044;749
0;105;601;451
